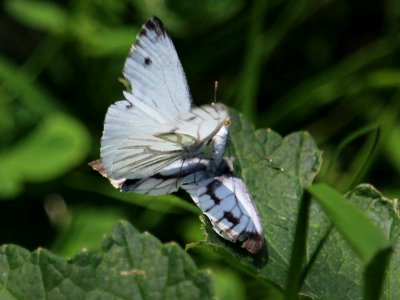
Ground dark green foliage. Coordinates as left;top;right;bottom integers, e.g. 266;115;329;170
1;1;399;299
0;222;214;299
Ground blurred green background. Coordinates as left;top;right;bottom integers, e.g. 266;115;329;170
0;0;399;299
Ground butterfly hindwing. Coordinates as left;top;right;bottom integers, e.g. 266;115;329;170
100;98;171;176
120;159;208;195
182;169;265;254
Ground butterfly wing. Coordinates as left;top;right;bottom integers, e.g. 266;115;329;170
103;103;229;180
90;158;209;196
100;97;174;178
91;156;264;253
170;104;229;143
120;159;209;195
100;16;230;180
183;169;265;253
123;16;192;117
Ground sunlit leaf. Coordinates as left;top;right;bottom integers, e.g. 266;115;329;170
0;221;214;299
191;111;395;299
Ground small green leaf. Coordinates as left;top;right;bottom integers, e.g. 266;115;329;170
76;27;139;57
50;207;126;258
0;55;58;118
5;0;69;34
0;113;90;198
133;0;244;34
366;69;400;89
0;221;214;299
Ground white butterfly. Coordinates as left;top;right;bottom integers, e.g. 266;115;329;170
100;16;230;180
90;16;264;253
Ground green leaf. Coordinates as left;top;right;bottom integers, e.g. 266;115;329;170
212;268;246;300
307;183;391;264
74;24;138;57
366;69;400;89
302;184;397;299
284;193;312;300
0;55;59;119
191;111;396;299
50;207;126;258
5;0;68;34
0;221;214;299
132;0;244;34
192;110;323;286
307;183;392;300
0;113;90;198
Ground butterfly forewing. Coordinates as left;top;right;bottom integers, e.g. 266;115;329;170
100;98;170;175
104;104;229;180
100;17;230;180
123;16;192;117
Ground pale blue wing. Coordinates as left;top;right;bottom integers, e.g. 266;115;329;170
107;135;184;179
91;155;264;253
90;158;209;195
183;167;265;253
123;16;192;118
120;159;209;195
100;97;172;178
103;103;229;180
170;104;229;143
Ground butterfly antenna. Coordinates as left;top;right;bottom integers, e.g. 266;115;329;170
244;150;284;172
213;81;219;104
257;152;284;172
266;160;284;172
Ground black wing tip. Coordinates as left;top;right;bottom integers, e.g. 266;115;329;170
127;16;167;59
141;16;166;37
149;16;164;27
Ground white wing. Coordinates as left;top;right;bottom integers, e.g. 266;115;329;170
209;121;230;172
120;159;209;195
90;158;209;195
100;16;230;180
183;165;265;254
102;103;229;180
123;16;192;117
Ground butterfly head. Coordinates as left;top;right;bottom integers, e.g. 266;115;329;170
223;118;232;127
